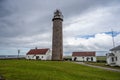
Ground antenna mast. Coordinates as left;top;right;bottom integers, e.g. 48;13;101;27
111;29;115;47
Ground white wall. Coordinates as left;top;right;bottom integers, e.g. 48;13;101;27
107;50;120;66
46;49;52;60
26;55;36;60
106;56;114;65
114;50;120;66
72;56;96;62
26;55;46;60
26;49;52;60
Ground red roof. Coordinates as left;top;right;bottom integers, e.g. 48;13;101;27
27;48;49;55
72;52;96;56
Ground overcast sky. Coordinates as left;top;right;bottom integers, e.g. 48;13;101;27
0;0;120;56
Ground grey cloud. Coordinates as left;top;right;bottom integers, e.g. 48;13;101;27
1;0;118;37
0;0;120;55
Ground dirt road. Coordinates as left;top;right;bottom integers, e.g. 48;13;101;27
75;62;120;72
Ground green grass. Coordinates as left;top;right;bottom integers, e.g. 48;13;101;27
0;60;120;80
97;56;106;61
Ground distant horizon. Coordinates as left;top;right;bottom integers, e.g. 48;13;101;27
0;50;108;56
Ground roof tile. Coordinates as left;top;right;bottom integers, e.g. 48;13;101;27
27;48;49;55
110;45;120;51
72;52;96;56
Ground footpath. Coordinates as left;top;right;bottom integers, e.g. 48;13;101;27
75;62;120;72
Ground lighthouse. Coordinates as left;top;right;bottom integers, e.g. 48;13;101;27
52;10;63;60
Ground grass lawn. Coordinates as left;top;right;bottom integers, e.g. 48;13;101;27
0;60;120;80
97;56;106;61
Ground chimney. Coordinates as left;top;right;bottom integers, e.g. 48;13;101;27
35;47;37;50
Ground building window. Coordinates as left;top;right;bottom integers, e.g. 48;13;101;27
36;56;39;60
91;57;93;61
116;57;117;61
87;57;89;61
112;57;114;62
74;57;77;61
41;56;43;58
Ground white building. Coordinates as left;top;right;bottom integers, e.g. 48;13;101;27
26;48;52;60
72;52;96;62
106;45;120;66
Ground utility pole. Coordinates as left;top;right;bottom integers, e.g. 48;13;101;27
18;49;20;59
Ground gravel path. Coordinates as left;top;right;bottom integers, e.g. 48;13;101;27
74;62;120;72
